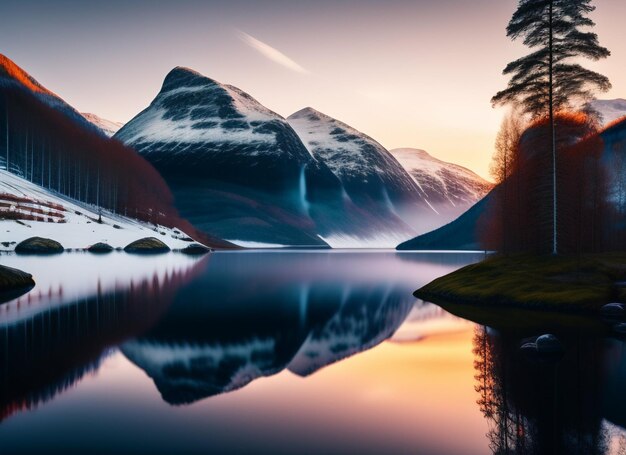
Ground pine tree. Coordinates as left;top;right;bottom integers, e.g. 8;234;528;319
492;0;611;255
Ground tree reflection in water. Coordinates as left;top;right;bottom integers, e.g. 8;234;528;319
473;326;626;455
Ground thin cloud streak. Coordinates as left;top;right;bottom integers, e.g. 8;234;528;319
237;30;309;74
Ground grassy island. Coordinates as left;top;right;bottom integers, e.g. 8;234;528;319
415;254;626;314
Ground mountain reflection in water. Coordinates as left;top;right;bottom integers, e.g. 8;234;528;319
0;251;480;416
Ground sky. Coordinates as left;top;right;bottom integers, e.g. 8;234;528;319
1;0;625;179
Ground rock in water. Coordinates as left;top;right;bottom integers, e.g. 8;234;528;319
0;264;35;303
0;264;35;291
180;243;211;255
601;303;625;317
88;242;114;253
124;237;170;254
15;237;64;255
535;334;563;354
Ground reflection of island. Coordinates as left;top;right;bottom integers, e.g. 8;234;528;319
122;281;413;405
0;255;204;422
473;327;626;454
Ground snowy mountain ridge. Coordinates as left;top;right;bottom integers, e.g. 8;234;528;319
81;113;124;137
116;67;287;153
390;148;493;209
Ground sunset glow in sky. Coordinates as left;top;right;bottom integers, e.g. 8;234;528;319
1;0;624;178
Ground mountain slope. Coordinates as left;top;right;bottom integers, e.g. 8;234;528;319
390;148;493;211
396;191;495;250
81;113;124;137
0;54;102;134
287;108;433;240
115;67;339;247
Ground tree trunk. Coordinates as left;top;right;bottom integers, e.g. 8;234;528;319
549;0;558;255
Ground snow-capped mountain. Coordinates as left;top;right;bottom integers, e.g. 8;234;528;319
287;108;420;198
0;169;199;251
590;99;626;126
81;112;124;137
390;148;493;213
0;55;228;247
113;65;499;248
115;67;342;247
287;108;432;240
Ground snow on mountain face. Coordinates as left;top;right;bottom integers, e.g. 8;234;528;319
81;113;124;137
390;148;493;209
287;107;423;202
590;99;626;126
0;54;102;134
115;67;313;167
0;170;197;251
114;67;343;247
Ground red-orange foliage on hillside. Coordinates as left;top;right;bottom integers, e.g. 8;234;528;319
480;112;612;254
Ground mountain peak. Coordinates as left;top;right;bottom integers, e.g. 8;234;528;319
391;148;432;159
288;107;330;122
0;54;55;96
161;66;220;93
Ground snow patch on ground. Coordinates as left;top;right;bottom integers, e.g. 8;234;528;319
319;232;413;249
0;170;198;251
226;239;289;248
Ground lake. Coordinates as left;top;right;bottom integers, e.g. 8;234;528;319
0;251;625;454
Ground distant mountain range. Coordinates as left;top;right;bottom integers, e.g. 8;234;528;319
114;66;491;247
81;112;124;137
390;148;492;220
0;53;518;249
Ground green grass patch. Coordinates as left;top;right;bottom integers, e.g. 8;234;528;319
415;253;626;313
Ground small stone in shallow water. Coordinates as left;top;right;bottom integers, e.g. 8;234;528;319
88;242;114;253
124;237;170;254
601;303;625;316
180;243;211;255
535;334;563;354
519;342;538;352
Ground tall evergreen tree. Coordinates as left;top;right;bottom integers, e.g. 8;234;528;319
492;0;610;255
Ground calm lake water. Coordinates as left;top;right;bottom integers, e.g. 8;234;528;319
1;251;626;454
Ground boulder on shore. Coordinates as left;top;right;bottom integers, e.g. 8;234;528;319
124;237;170;254
180;243;211;255
15;237;64;255
88;242;114;253
0;264;35;303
